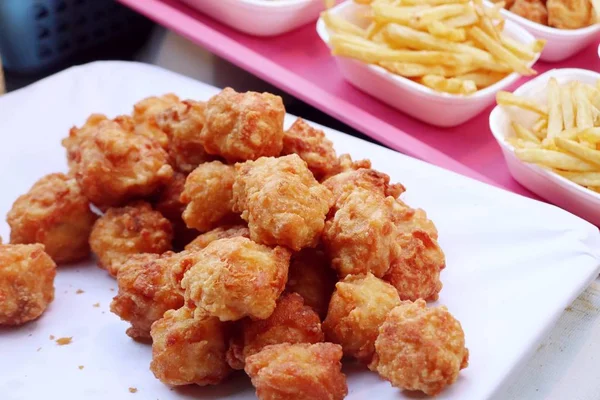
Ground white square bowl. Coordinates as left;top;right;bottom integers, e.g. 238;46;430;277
484;1;600;62
316;0;541;127
489;68;600;226
179;0;328;37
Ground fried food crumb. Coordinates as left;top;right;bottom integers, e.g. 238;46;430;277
28;333;32;337
93;303;100;308
129;387;138;394
78;365;84;370
110;288;115;291
37;347;41;352
56;337;72;346
49;335;55;340
76;289;84;294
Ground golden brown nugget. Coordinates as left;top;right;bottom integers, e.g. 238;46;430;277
370;300;469;396
245;343;347;400
394;205;439;240
322;188;402;278
0;244;56;325
201;88;285;162
285;248;337;319
185;225;250;251
181;237;290;321
110;252;184;340
155;100;214;173
73;121;173;207
319;153;372;182
233;155;333;251
547;0;593;29
226;293;324;370
383;231;445;302
89;202;173;277
281;118;338;180
181;161;237;232
323;273;400;363
509;0;548;25
7;173;97;264
132;93;180;148
150;306;232;386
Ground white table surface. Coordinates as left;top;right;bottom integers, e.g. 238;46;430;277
134;27;600;400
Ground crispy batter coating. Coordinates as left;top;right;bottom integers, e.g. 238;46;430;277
181;237;290;321
89;201;173;277
152;172;199;249
0;244;56;325
509;0;548;25
323;273;400;363
322;188;402;278
547;0;593;29
73;121;173;207
150;306;232;386
233;155;333;251
383;231;445;302
201;88;285;162
181;161;237;232
286;248;337;319
185;225;250;251
395;205;439;240
370;300;469;396
227;293;324;370
7;173;97;264
319;153;372;182
132;94;180;148
281;118;338;180
110;252;184;339
322;168;405;210
155;100;215;173
245;343;348;400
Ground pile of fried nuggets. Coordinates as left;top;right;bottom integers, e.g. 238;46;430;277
0;87;468;398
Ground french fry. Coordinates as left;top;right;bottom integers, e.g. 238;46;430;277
546;78;563;138
371;3;430;25
468;27;534;75
512;122;541;143
555;171;600;187
532;117;548;138
414;4;469;25
496;91;547;115
443;8;479;28
402;0;470;5
426;20;467;41
574;82;594;129
578;127;600;144
421;74;477;94
515;148;598;172
455;70;505;88
555;137;600;167
591;0;600;22
506;137;541;149
322;12;367;37
499;34;538;61
379;62;472;77
583;84;600;110
560;85;575;130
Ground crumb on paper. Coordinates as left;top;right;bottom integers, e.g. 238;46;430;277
28;333;32;337
76;289;84;294
110;288;115;292
49;335;55;340
93;303;100;308
56;337;72;346
64;290;68;294
78;365;84;370
129;387;138;393
37;347;41;352
102;311;105;314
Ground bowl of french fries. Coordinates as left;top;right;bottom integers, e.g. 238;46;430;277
490;68;600;225
317;0;544;127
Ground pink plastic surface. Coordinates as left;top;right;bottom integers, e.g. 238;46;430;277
120;0;600;197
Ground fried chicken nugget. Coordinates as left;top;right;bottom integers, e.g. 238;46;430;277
286;248;337;319
281;118;338;180
323;273;400;363
180;161;237;232
110;252;184;339
185;225;250;251
73;121;173;207
509;0;548;25
182;237;290;321
201;88;285;162
227;292;324;370
132;93;180;148
322;188;402;278
370;300;469;396
155;100;215;173
7;173;97;264
319;153;372;182
547;0;593;29
89;201;173;277
153;171;199;250
0;243;56;325
233;155;333;251
150;306;231;386
245;343;347;400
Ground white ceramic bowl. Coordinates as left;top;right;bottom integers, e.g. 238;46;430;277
179;0;328;37
316;0;540;127
484;1;600;62
490;68;600;226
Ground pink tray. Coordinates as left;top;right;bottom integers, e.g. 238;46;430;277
120;0;600;197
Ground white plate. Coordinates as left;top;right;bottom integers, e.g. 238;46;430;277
178;0;328;37
484;1;600;62
489;68;600;227
316;0;540;127
0;61;599;400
